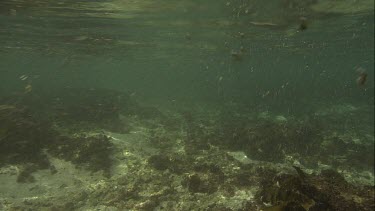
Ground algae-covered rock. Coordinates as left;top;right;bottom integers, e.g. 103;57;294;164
0;104;54;176
41;88;136;133
257;167;375;211
215;117;322;163
0;87;161;133
48;134;114;177
0;103;115;180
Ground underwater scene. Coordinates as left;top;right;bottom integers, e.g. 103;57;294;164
0;0;374;210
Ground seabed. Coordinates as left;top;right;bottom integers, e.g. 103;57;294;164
0;88;373;210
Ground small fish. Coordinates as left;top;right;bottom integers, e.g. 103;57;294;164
231;47;245;61
299;17;308;31
231;50;242;61
356;67;367;86
185;33;192;40
74;35;88;41
24;84;32;93
357;72;367;86
10;9;17;16
19;75;28;81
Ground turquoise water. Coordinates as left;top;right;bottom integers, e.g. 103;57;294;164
0;1;374;210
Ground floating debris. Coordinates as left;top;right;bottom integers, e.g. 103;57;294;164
250;21;278;27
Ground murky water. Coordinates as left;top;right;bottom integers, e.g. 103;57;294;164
0;0;374;210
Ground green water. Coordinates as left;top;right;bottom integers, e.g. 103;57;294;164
1;0;373;103
0;0;374;210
